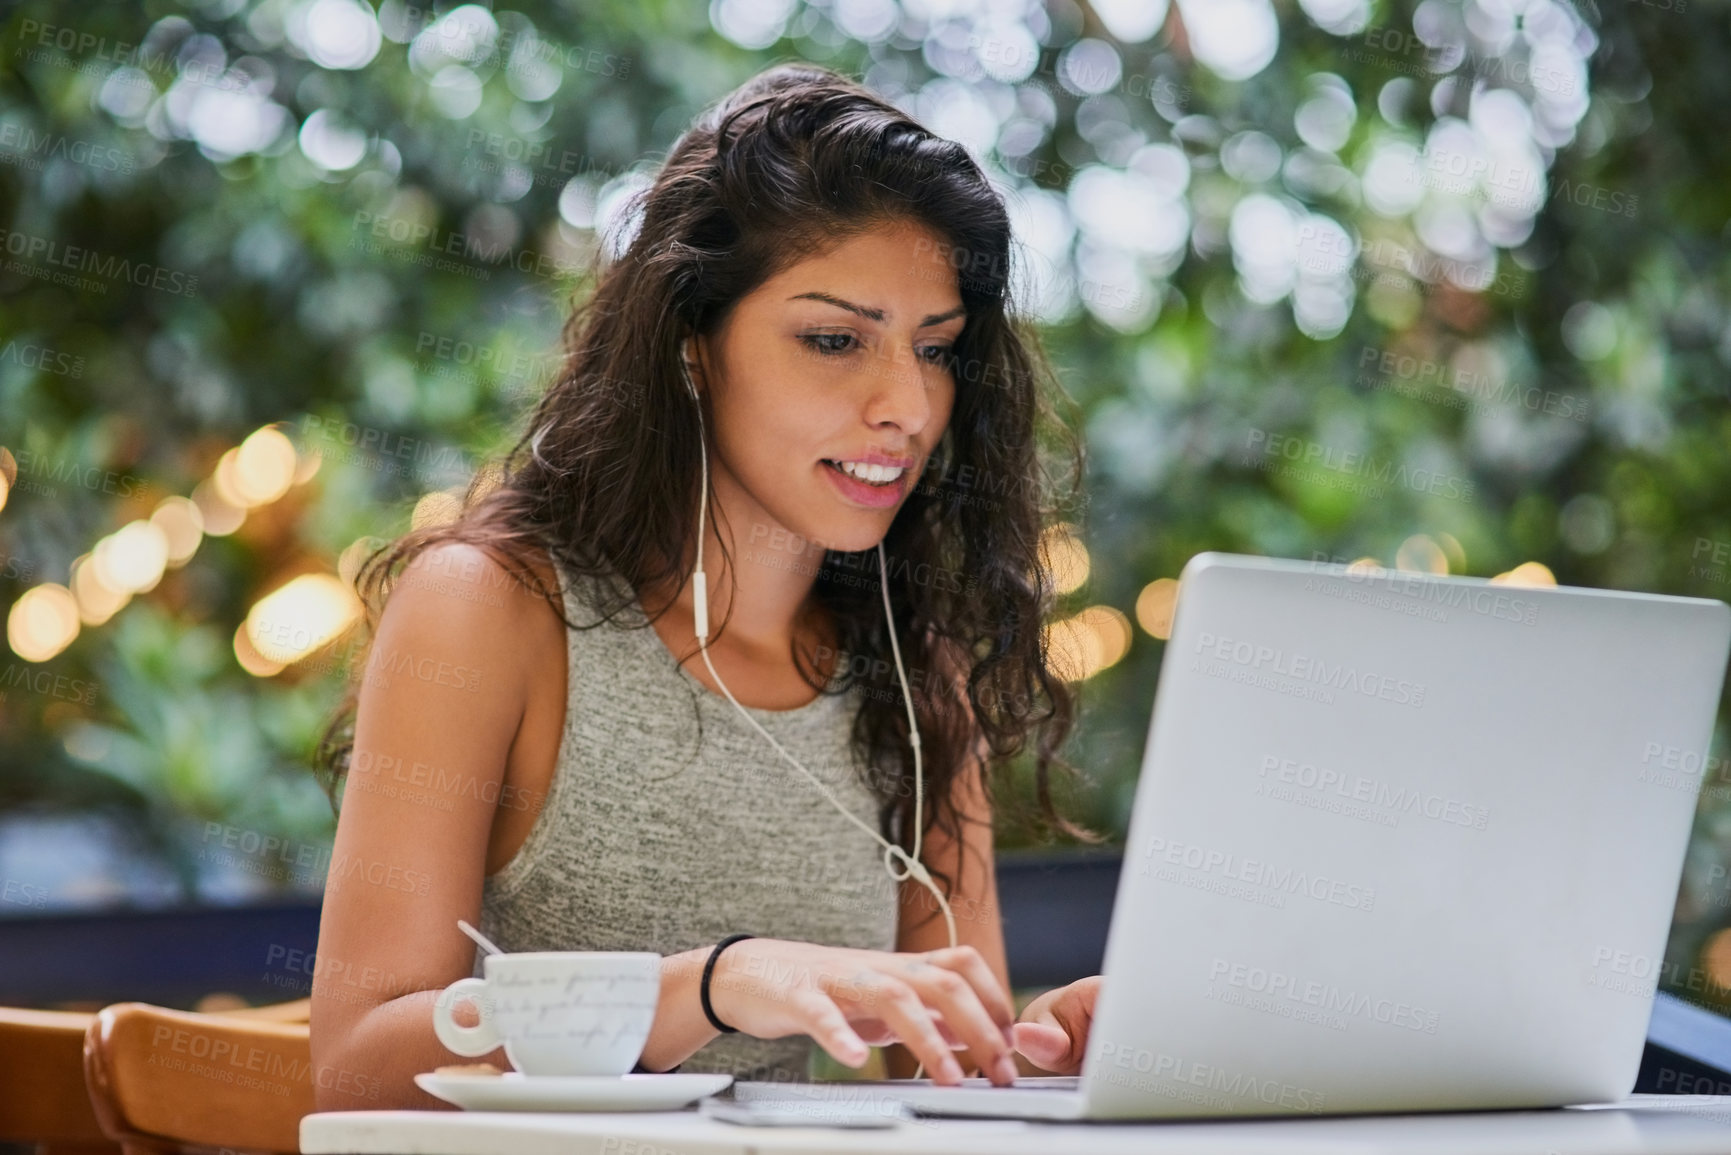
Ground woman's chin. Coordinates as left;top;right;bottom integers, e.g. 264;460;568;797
777;504;896;556
810;523;894;556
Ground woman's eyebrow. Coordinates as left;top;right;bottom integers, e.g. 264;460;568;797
788;291;966;327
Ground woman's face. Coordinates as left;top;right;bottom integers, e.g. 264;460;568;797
689;218;965;557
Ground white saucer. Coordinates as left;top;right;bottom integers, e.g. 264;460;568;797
415;1071;733;1112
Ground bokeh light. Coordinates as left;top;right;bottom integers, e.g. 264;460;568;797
1135;578;1180;640
234;622;288;679
1039;524;1091;596
93;521;171;595
8;584;81;663
1077;605;1133;670
1175;0;1278;82
291;0;384;71
150;497;205;566
70;554;130;627
192;478;247;537
1044;615;1096;683
339;537;387;589
1091;0;1169;43
1396;534;1451;575
232;427;299;507
1491;561;1558;587
412;491;464;531
245;574;364;667
299;108;369;172
1701;928;1731;999
1044;605;1133;681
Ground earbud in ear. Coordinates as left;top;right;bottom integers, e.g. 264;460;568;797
685;334;710;642
680;338;699;401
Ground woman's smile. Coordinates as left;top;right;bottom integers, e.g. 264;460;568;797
819;453;915;508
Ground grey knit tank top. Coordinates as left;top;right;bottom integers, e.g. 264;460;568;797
477;555;900;1081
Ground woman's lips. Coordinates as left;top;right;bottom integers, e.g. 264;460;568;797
820;459;907;509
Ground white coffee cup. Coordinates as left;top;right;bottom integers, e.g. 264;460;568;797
431;952;660;1077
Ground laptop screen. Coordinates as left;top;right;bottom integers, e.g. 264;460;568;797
1650;779;1731;1089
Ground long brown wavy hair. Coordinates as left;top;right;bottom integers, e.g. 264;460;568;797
315;61;1094;906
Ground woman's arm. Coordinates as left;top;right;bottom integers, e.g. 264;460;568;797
309;544;548;1110
309;546;740;1106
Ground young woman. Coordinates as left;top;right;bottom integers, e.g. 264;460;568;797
308;62;1101;1111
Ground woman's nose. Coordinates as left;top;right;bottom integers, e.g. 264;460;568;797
863;342;936;434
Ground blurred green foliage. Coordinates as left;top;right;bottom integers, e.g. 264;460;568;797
1;0;1730;994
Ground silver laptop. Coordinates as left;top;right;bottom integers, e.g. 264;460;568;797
735;552;1731;1121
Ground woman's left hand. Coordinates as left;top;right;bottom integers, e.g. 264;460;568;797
1010;975;1100;1075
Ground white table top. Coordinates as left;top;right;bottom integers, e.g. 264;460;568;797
303;1096;1731;1155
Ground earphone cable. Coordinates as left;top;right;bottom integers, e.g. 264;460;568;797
686;353;959;1078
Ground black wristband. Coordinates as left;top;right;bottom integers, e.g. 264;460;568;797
631;1059;681;1074
700;933;756;1034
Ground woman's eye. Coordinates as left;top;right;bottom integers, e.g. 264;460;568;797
801;333;857;356
800;335;954;364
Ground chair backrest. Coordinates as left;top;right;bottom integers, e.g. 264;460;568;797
0;1006;120;1153
83;1002;313;1154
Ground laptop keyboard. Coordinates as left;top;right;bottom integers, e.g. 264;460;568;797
866;1076;1081;1091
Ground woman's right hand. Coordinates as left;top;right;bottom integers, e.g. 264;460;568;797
703;938;1021;1086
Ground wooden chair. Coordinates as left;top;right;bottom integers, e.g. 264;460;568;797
221;998;313;1024
83;1000;314;1155
0;1006;121;1155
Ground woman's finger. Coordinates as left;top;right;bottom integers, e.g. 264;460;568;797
1013;978;1100;1074
923;946;1017;1043
896;956;1017;1084
788;987;871;1069
851;1013;963;1049
1012;1020;1074;1072
842;972;964;1084
1047;976;1100;1069
849;1018;897;1047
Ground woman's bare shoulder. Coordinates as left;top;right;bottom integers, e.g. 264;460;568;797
378;541;567;666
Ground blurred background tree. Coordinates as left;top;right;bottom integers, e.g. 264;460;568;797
2;0;1729;997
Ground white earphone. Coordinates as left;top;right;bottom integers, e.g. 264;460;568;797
678;339;959;962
